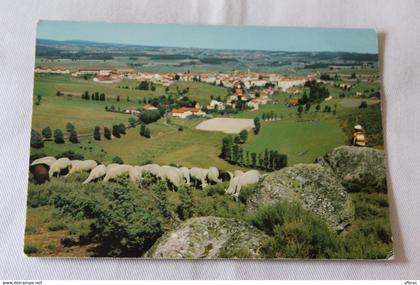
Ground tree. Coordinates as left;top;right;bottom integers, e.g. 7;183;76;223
297;105;303;117
359;101;368;108
239;130;248;144
143;127;151;138
65;122;75;133
112;125;121;138
221;136;234;161
118;123;126;135
315;104;321;112
116;96;120;102
93;126;101;141
112;156;124;164
234;136;241;144
305;103;311;112
41;126;52;139
100;93;105;101
69;130;79;143
104;127;111;140
53;129;64;144
128;117;136;127
30;130;44;148
350;72;357;79
254;117;261;134
56;90;62;97
251;152;257;168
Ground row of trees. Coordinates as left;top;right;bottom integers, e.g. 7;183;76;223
220;135;287;171
261;112;280;121
81;91;106;101
31;124;80;148
136;80;157;91
93;124;126;141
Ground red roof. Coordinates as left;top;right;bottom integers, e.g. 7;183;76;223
79;68;101;71
172;107;200;114
143;104;156;110
95;76;113;81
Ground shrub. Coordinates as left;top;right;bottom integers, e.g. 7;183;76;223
30;129;44;149
104;127;111;140
250;202;340;258
237;184;258;204
69;130;79;143
57;150;84;160
41;126;52;139
47;221;68;231
25;224;37;235
24;243;40;255
89;184;164;257
48;240;57;250
112;156;124;164
93;126;101;141
53;129;64;144
177;186;193;220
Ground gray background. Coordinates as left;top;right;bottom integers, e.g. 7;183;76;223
0;0;419;279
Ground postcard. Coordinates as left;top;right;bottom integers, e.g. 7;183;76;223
26;21;391;259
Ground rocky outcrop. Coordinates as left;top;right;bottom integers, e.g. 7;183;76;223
146;216;268;258
247;163;354;231
316;146;387;193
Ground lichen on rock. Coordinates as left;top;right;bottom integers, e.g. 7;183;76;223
146;216;268;258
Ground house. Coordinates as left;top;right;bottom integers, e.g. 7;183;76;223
93;76;119;84
247;99;260;110
124;107;141;115
171;107;206;119
288;98;299;106
207;100;225;111
143;104;158;111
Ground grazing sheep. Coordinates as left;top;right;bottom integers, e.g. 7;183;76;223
161;165;184;191
129;166;144;183
31;164;50;184
31;156;56;168
190;167;209;189
179;167;191;186
49;158;71;178
226;170;261;197
142;164;164;180
218;170;233;182
66;160;97;177
207;167;222;184
82;164;107;184
103;164;133;182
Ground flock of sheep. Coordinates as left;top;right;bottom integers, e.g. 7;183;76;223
30;156;262;197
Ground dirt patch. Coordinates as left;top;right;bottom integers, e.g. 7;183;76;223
195;118;255;134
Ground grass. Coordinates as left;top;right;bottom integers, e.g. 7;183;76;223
244;117;347;165
169;81;229;105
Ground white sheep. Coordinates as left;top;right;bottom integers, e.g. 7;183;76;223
129;165;144;183
234;170;244;177
207;167;222;184
31;156;56;167
190;167;209;189
226;170;261;197
49;157;72;178
103;164;133;182
161;165;184;190
142;164;164;180
179;167;191;186
82;164;107;184
66;160;97;177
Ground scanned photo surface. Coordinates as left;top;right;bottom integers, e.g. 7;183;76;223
26;21;391;259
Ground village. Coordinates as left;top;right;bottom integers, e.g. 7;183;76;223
35;66;343;119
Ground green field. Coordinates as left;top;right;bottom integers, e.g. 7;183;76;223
31;73;381;170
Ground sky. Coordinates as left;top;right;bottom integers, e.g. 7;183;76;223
37;20;378;53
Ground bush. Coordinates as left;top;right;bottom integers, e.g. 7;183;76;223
47;221;68;231
57;150;84;160
177;186;193;220
89;184;164;257
54;129;65;144
69;130;79;143
30;129;44;148
112;156;124;164
48;240;57;250
250;202;340;258
24;243;40;255
237;184;258;204
41;126;52;139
